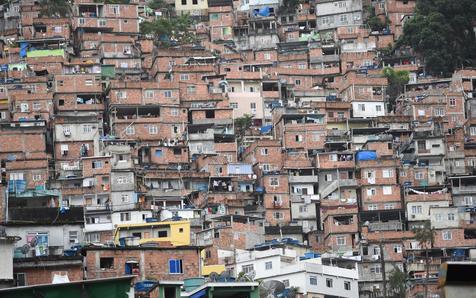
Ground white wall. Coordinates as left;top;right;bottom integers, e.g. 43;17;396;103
111;210;152;225
6;225;83;250
0;240;14;280
352;101;385;118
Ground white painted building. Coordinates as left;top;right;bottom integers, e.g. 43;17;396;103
351;101;385;118
231;248;359;298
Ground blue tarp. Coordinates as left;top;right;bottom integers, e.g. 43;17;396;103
135;280;157;292
190;289;208;298
258;6;270;16
260;125;273;134
19;42;29;58
356;151;377;161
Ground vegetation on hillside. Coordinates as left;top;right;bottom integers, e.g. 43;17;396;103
397;0;476;76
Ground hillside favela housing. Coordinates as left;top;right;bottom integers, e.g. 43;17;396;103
0;0;476;297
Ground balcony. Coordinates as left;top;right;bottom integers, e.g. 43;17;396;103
84;222;113;233
188;131;215;141
288;175;318;183
368;221;403;232
452;186;476;195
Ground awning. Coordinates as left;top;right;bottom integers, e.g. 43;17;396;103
190;289;207;298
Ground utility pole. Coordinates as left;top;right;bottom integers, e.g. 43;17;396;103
379;241;387;298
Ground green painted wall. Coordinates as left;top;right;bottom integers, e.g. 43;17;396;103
26;49;65;58
0;279;132;298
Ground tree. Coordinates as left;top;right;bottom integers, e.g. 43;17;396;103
366;6;389;32
39;0;72;17
140;14;196;47
388;266;407;298
234;114;253;146
412;221;435;298
383;67;409;112
397;0;476;76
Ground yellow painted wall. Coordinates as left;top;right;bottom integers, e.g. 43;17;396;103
202;264;226;276
113;220;191;246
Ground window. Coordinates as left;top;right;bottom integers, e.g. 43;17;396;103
464;196;473;206
295;135;303;142
370;265;382;274
368;204;378;211
295;79;301;85
393;245;402;253
164;90;172;98
434;107;445;116
0;111;6;119
415;171;424;180
384;203;395;210
120;212;131;221
20;103;29;112
14;273;26;287
85;79;93;86
274;212;283;219
69;231;78;245
262;164;271;172
148;125;158;134
121;194;129;203
209;13;219;21
382;169;393;178
230;103;238;109
169;259;183;274
117;91;127;99
310;276;317;285
367;188;376;196
340;14;348;23
205;110;215;118
468;126;476;137
344;281;351;290
442;230;452;241
326;278;333;288
32;174;42;181
171;108;179;116
145;90;154;98
383;186;392;195
265;261;273;270
83;124;93;133
449;98;456;106
261;148;268;155
111;5;119;15
125;125;135;135
92;161;103;169
411;205;423;214
264;53;271;60
181;0;186;4
435;214;443;222
192;0;198;4
158;230;168;237
336;236;346;246
299;205;308;213
100;257;114;269
187;85;196;94
358;104;365;111
172;125;180;134
98;19;107;27
376;105;382;112
269;177;279;186
242;264;254;274
180;74;189;81
32;102;41;111
448;213;455;221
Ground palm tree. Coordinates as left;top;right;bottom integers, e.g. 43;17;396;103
388;266;408;298
412;221;435;298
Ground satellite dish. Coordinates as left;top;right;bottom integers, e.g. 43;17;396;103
245;270;256;281
259;280;286;298
219;270;231;282
208;272;219;282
